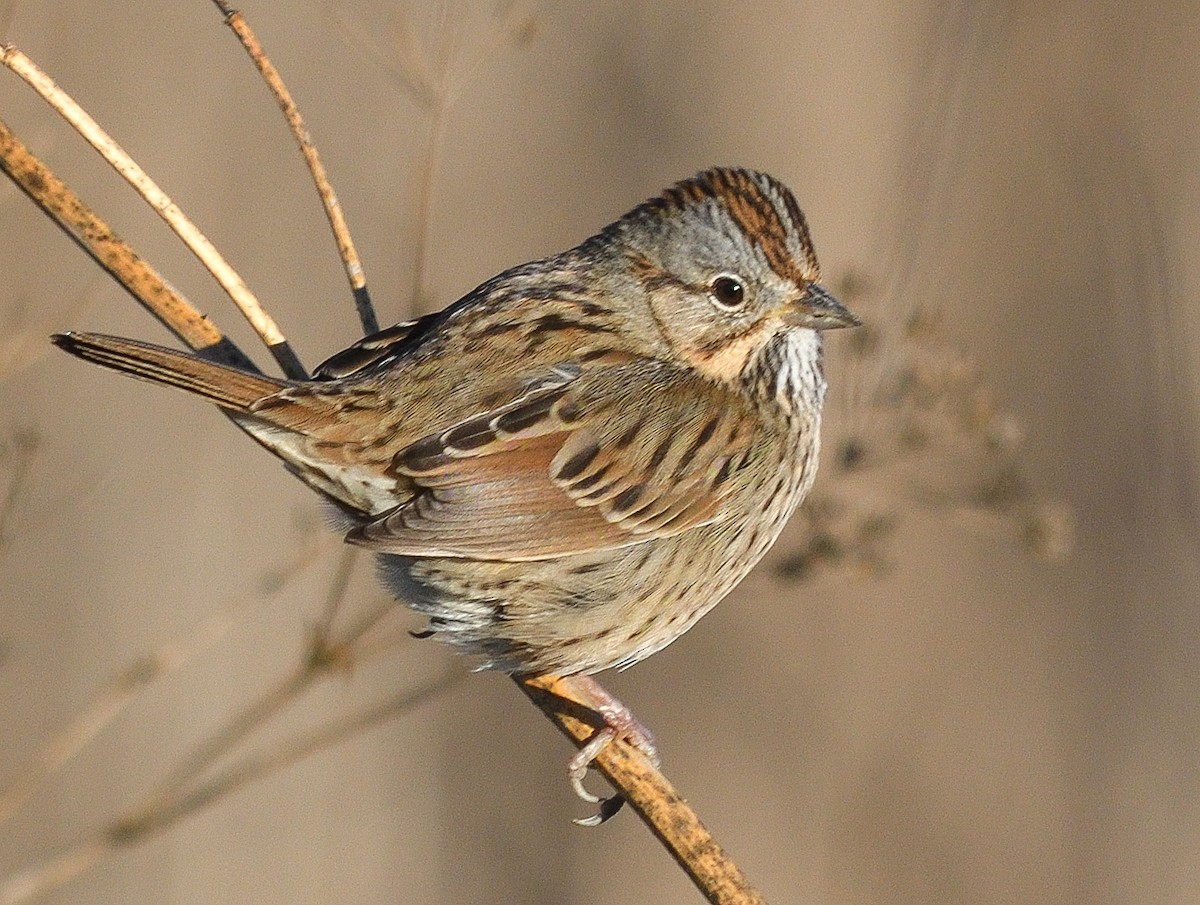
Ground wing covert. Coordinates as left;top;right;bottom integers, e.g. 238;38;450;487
348;362;757;561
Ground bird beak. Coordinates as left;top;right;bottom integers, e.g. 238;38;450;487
782;283;861;331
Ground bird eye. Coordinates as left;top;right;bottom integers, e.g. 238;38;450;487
709;275;746;309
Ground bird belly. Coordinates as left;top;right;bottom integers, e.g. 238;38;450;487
379;429;819;676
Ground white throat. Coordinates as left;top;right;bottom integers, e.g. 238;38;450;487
762;328;826;416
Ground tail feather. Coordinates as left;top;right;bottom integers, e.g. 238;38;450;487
51;332;287;412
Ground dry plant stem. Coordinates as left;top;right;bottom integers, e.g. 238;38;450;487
0;661;172;827
151;546;399;801
518;675;768;905
0;670;463;905
411;97;449;306
157;660;318;799
0;430;36;548
0;839;110;905
333;604;413;663
117;668;463;841
211;1;379;335
0;531;331;826
3;27;770;905
0;115;255;370
154;543;361;793
311;545;359;642
1;546;451;905
331;9;438;109
337;7;453;307
0;43;306;379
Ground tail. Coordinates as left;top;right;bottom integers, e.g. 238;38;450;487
51;332;288;412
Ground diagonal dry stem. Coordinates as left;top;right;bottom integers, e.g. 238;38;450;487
117;668;463;843
0;669;463;905
211;1;378;335
519;675;767;905
0;43;306;378
147;543;398;807
150;543;363;794
1;26;772;905
0;114;254;368
0;839;111;905
0;428;37;550
333;8;448;307
334;5;533;309
309;545;360;643
0;530;333;827
0;545;456;905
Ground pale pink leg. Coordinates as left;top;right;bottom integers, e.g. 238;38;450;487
561;675;660;824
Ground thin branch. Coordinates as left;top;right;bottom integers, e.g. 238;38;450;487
333;6;534;309
211;1;378;335
0;430;34;555
442;4;537;108
152;543;358;793
410;98;450;307
0;531;332;826
150;547;394;796
329;607;412;664
330;8;439;110
0;669;463;905
0;660;166;828
0;43;306;378
332;9;445;309
309;545;359;644
156;658;317;798
0;114;254;369
519;675;768;905
0;557;447;904
319;596;397;656
3;24;772;905
120;668;462;842
0;839;112;905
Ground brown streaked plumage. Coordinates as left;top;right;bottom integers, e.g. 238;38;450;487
52;167;859;810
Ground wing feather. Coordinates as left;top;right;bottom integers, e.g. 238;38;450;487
347;362;756;561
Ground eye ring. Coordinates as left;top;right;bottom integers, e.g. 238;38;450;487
708;274;746;309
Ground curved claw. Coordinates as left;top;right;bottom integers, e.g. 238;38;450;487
557;675;662;825
568;726;616;803
570;765;601;804
574;793;626;827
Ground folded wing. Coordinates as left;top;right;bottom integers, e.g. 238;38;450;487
348;362;755;561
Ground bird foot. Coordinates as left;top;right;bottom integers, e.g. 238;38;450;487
561;675;660;826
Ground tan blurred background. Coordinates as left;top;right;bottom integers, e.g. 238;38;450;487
2;2;1198;903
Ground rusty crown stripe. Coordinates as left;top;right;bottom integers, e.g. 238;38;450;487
643;168;820;285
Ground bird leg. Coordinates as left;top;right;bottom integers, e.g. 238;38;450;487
559;674;660;825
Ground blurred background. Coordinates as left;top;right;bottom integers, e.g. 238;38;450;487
1;2;1198;903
